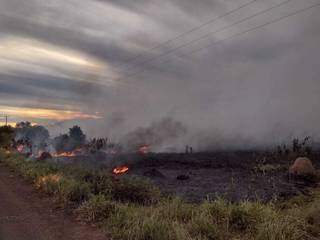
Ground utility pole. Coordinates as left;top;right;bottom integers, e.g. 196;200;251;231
2;115;8;126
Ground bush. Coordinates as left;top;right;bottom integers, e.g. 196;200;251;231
188;216;218;240
76;194;117;222
110;177;161;205
35;174;62;195
256;215;307;240
59;178;91;204
105;204;179;240
229;205;252;231
0;125;14;148
253;164;285;175
201;198;230;225
298;192;320;238
85;172;113;195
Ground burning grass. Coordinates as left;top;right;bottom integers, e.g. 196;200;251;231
113;165;129;175
0;149;319;240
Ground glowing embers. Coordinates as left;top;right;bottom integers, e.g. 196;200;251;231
17;145;24;153
113;166;129;175
52;151;77;157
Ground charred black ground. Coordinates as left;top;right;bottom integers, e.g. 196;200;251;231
53;151;320;203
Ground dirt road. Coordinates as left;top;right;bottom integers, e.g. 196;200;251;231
0;164;106;240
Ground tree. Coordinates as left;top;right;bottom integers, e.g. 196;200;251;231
14;122;50;153
0;126;14;148
69;125;86;146
53;126;86;153
16;121;32;128
53;134;70;153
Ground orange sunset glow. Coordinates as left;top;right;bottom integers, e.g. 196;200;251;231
0;106;101;121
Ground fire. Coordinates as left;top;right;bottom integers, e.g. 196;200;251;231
17;145;24;153
113;166;129;175
53;152;76;157
138;145;149;154
52;150;78;157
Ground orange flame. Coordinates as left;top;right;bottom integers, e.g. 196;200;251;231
113;166;129;175
17;145;24;152
52;151;76;157
52;147;82;157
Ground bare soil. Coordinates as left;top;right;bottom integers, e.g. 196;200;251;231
0;163;107;240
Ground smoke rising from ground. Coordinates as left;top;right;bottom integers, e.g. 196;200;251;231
122;118;187;152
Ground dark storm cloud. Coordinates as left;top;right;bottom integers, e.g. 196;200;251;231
0;0;320;149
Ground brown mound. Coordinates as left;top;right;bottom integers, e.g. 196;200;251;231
289;157;316;177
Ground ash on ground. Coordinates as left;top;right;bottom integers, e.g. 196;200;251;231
53;151;319;203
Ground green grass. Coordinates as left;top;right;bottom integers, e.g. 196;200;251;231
76;194;117;222
1;149;319;240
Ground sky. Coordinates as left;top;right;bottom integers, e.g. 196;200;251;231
0;0;320;149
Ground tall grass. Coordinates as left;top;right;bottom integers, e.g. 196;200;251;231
0;149;319;240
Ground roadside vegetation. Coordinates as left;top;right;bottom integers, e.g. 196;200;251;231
0;149;319;240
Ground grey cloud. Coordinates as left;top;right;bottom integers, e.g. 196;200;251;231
0;0;320;149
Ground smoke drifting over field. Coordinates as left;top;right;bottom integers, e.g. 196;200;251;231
122;118;187;152
1;0;320;150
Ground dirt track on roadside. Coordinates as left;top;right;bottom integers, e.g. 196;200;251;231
0;164;106;240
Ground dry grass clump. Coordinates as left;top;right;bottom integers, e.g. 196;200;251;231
35;174;62;194
109;177;161;205
253;164;285;175
76;194;117;222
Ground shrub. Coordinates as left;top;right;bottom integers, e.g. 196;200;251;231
256;215;307;240
254;164;285;175
110;177;161;205
229;204;252;231
188;216;218;240
85;172;114;195
299;192;320;238
105;204;179;240
35;174;62;195
201;198;230;225
76;194;116;222
0;125;14;148
59;178;91;204
158;198;195;223
23;162;59;181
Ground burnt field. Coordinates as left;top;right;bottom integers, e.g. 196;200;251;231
55;151;320;203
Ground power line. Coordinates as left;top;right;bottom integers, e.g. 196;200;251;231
113;0;295;79
111;0;259;70
98;0;296;83
116;1;320;83
180;2;320;59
